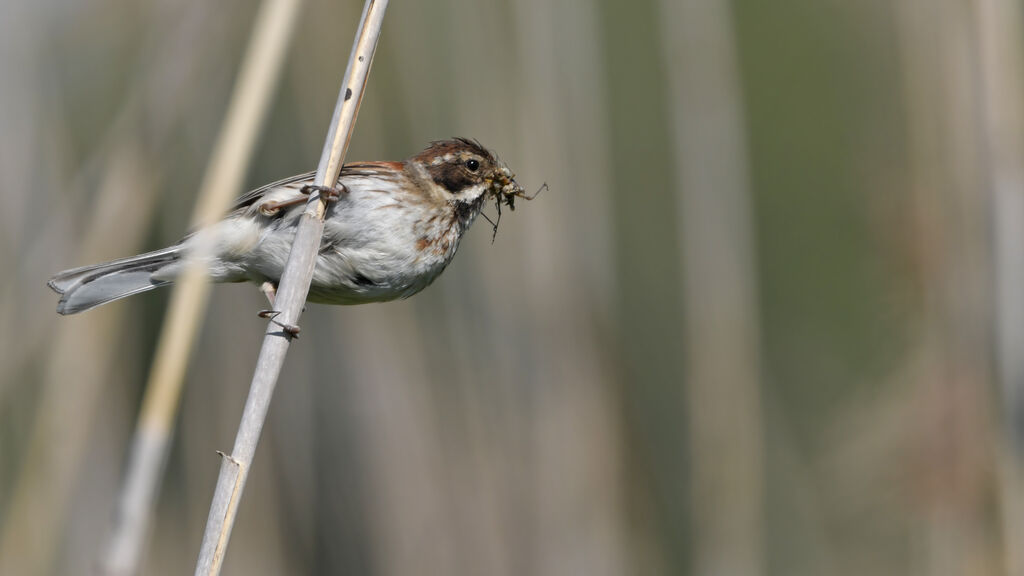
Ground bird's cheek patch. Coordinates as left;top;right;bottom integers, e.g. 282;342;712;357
427;163;475;194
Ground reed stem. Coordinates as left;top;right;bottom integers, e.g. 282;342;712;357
192;2;389;574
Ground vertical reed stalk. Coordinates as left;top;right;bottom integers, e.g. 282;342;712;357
193;2;389;574
898;0;999;572
974;1;1024;573
0;144;158;576
101;0;303;574
661;1;765;574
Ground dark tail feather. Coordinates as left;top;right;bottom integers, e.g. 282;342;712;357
48;246;182;315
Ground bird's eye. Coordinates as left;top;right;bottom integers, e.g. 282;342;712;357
465;159;480;172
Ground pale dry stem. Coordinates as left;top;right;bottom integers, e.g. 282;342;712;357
193;1;391;574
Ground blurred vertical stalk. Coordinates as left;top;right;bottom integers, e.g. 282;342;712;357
660;1;764;575
897;0;1000;574
193;2;387;573
0;142;159;576
974;1;1024;574
507;0;626;573
0;3;245;572
599;0;682;571
101;0;303;574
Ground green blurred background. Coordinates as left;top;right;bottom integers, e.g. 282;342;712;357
1;0;1021;574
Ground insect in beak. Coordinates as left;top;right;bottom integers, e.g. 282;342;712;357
503;180;546;211
493;168;545;212
481;174;547;243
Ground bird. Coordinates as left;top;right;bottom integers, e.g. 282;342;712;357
49;138;535;315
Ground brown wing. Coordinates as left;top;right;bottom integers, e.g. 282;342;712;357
229;162;406;213
230;170;316;213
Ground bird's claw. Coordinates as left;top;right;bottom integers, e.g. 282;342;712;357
259;184;348;216
257;309;301;338
300;183;348;202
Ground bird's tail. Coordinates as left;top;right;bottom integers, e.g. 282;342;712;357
48;245;184;315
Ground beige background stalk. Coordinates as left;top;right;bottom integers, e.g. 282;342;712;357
897;0;1000;573
663;1;766;575
974;1;1024;575
102;0;303;574
0;4;233;572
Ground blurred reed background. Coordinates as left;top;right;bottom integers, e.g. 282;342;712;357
0;0;1021;574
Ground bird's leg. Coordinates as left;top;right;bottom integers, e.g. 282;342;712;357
256;282;300;337
260;281;277;306
259;183;349;216
255;183;348;332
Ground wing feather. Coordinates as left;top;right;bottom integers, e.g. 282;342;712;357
229;162;407;214
230;170;316;213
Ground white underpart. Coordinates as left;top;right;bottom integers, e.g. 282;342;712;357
162;171;486;304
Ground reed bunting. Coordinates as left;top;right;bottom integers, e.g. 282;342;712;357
49;138;535;315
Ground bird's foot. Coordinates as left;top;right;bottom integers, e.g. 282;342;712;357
300;183;348;202
259;184;348;216
257;309;301;338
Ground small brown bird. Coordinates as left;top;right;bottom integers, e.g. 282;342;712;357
49;138;535;314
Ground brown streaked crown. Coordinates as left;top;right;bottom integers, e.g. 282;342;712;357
411;137;500;194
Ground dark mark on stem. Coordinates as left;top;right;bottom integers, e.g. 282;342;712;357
345;88;352;101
